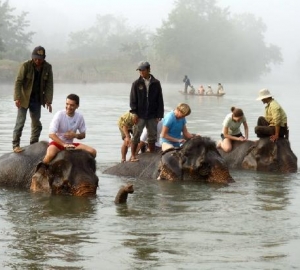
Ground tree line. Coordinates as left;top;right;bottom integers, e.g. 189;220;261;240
0;0;282;83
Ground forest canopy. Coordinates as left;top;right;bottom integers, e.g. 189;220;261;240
0;0;282;83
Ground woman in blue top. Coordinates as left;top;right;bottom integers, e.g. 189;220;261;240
161;103;195;151
217;107;248;152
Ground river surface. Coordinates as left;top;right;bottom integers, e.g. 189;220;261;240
0;82;299;269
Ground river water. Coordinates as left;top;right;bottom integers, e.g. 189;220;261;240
0;82;299;269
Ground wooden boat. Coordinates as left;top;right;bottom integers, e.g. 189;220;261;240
179;90;225;97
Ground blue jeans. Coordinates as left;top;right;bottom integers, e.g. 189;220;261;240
12;100;42;148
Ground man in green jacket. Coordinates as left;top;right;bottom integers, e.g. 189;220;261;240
12;46;53;153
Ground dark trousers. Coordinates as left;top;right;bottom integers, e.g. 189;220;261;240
12;100;42;148
254;116;287;138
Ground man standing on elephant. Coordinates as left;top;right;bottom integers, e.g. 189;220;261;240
255;88;288;142
12;46;53;153
129;61;164;162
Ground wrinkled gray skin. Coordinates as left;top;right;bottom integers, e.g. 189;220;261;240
218;137;298;173
0;141;99;195
104;136;234;184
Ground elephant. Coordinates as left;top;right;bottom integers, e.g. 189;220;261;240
218;137;298;173
0;141;99;196
104;136;234;184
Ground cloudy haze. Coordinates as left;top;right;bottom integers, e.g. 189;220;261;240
9;0;300;82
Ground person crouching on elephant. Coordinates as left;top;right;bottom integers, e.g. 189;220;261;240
217;107;248;152
255;88;288;142
161;103;196;151
118;111;136;163
33;94;97;175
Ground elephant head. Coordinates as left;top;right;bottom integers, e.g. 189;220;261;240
242;138;298;173
31;149;99;196
158;136;234;183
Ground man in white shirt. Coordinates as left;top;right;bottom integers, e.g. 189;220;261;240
34;94;97;174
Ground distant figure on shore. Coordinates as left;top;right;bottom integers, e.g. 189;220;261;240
206;85;214;95
183;75;191;93
217;83;225;95
198;85;205;95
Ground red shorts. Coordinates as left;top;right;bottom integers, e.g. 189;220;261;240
49;141;80;151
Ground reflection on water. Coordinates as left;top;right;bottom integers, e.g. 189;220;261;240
0;83;300;269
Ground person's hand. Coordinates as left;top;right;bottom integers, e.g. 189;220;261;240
15;100;21;108
238;136;247;141
46;103;52;113
124;136;131;147
270;134;279;142
64;131;76;140
178;138;186;144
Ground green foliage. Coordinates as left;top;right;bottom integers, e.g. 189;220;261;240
154;0;282;82
0;0;34;61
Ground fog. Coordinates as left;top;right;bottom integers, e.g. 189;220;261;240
9;0;300;82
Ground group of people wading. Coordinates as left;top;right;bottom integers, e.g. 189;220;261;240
12;46;289;173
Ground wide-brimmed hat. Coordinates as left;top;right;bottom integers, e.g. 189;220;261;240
256;88;272;100
136;61;150;70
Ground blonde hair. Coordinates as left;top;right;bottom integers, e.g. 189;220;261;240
177;103;191;116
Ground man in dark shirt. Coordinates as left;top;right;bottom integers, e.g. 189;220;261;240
129;61;164;161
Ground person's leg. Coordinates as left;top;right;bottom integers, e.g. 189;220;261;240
29;101;42;144
12;107;28;151
130;119;145;161
220;138;233;153
257;116;269;126
121;140;128;162
146;119;157;152
162;142;174;151
75;144;97;157
255;126;275;137
43;144;62;164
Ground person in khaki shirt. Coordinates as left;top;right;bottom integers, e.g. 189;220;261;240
118;111;137;162
255;88;288;142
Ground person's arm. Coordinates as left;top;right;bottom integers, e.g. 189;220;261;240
270;106;281;142
223;126;244;141
122;125;132;146
161;125;185;144
14;63;25;108
43;63;53;112
182;125;194;139
243;121;249;140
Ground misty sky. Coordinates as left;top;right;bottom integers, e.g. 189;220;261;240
9;0;300;81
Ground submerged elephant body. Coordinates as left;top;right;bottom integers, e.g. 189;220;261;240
104;136;234;184
0;141;99;195
219;138;298;173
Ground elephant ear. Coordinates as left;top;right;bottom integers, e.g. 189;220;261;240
159;149;182;180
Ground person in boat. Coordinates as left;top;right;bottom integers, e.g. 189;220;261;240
198;85;205;95
183;75;191;94
217;107;248;152
217;83;225;95
206;85;214;95
189;85;195;94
